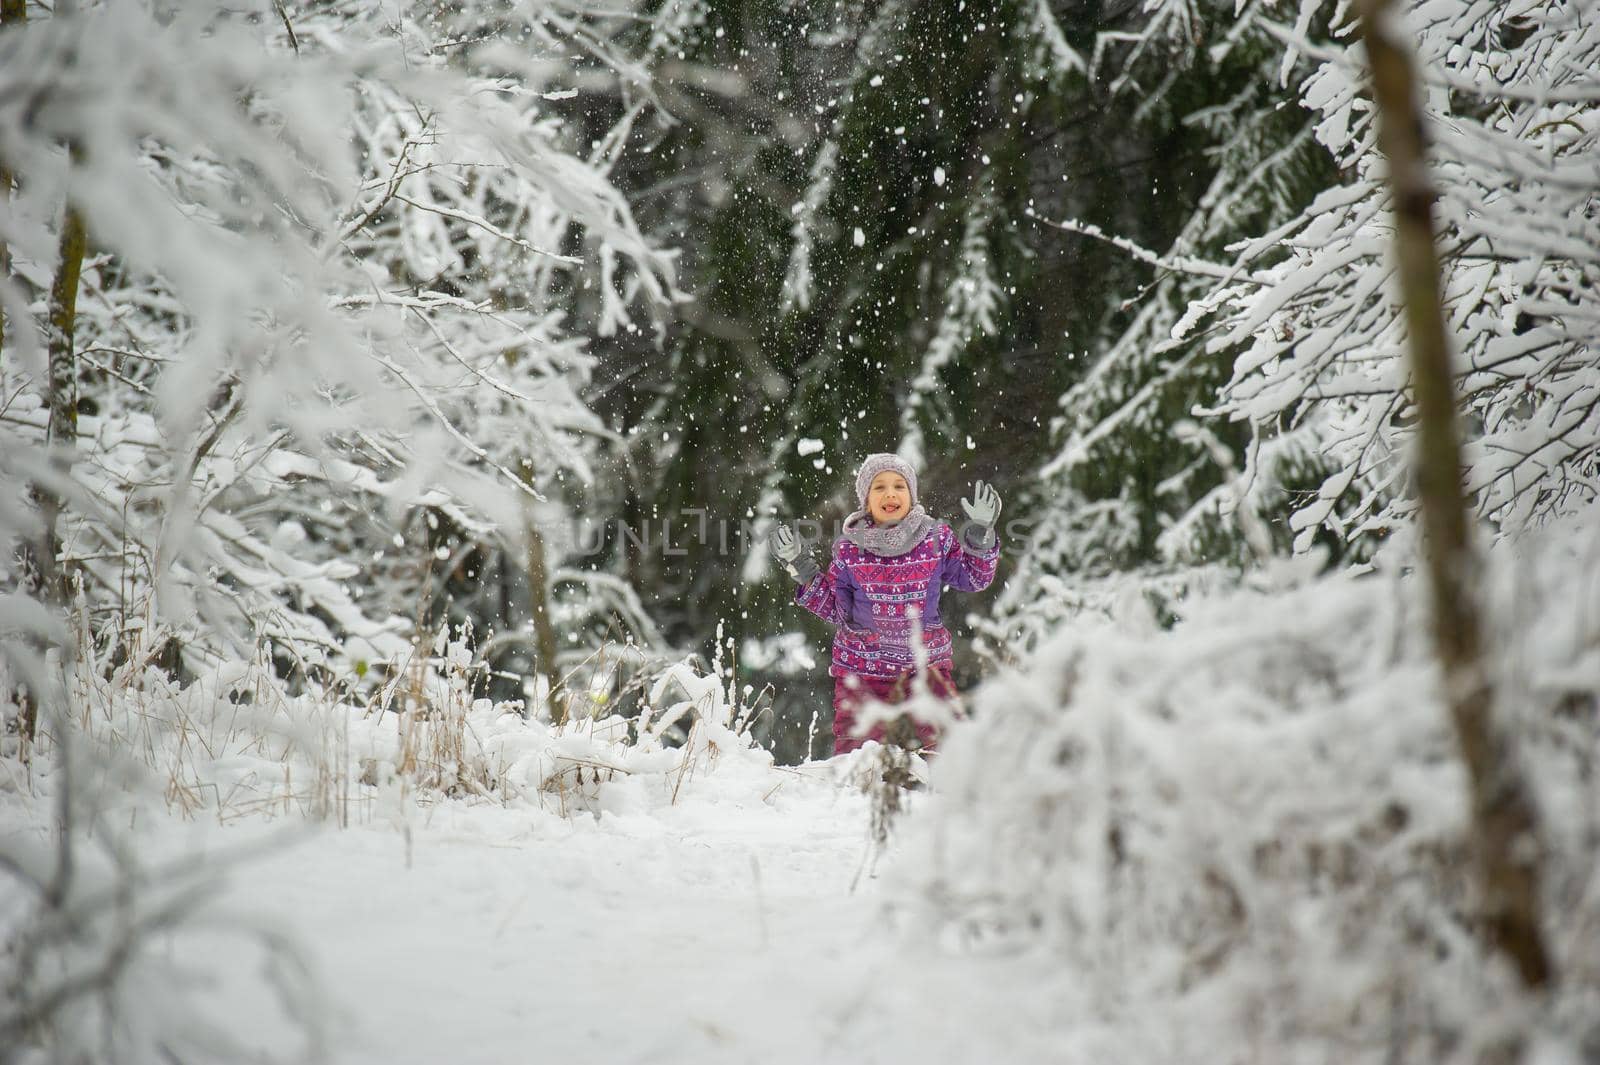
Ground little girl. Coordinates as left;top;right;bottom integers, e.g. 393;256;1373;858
769;453;1002;755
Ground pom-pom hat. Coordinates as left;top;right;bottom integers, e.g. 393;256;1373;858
854;453;918;507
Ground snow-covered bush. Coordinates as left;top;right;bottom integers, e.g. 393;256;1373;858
897;518;1600;1062
26;625;779;825
0;704;326;1064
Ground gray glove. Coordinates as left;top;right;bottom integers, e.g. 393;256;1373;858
768;524;820;584
957;480;1002;553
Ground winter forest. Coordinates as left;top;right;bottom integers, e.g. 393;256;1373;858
2;0;1599;1061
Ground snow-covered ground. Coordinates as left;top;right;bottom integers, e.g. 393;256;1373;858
1;751;1071;1065
232;778;881;1064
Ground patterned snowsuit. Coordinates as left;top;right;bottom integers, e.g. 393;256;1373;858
795;520;999;753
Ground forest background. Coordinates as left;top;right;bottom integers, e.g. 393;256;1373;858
2;0;1384;763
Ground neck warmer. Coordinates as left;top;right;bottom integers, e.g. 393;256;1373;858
840;505;935;557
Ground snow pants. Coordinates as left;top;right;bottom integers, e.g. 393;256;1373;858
831;664;958;756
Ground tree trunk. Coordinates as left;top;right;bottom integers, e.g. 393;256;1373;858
37;203;86;606
17;183;86;756
21;201;86;747
1356;0;1553;991
0;0;23;365
524;516;564;723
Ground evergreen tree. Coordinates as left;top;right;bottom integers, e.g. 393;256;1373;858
990;0;1342;650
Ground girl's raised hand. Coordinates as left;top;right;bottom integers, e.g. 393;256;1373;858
768;524;803;562
768;523;820;585
960;480;1002;527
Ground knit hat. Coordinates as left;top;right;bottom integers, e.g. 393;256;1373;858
854;453;918;507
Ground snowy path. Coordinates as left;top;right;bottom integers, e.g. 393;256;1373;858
238;791;867;1063
191;770;1072;1065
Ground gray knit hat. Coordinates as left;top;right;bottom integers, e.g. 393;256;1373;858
854;453;918;507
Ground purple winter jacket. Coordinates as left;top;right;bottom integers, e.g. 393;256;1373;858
795;520;999;679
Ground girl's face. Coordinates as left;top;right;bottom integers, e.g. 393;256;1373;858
867;471;911;524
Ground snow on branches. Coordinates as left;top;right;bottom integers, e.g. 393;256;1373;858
0;0;676;686
1203;0;1600;547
